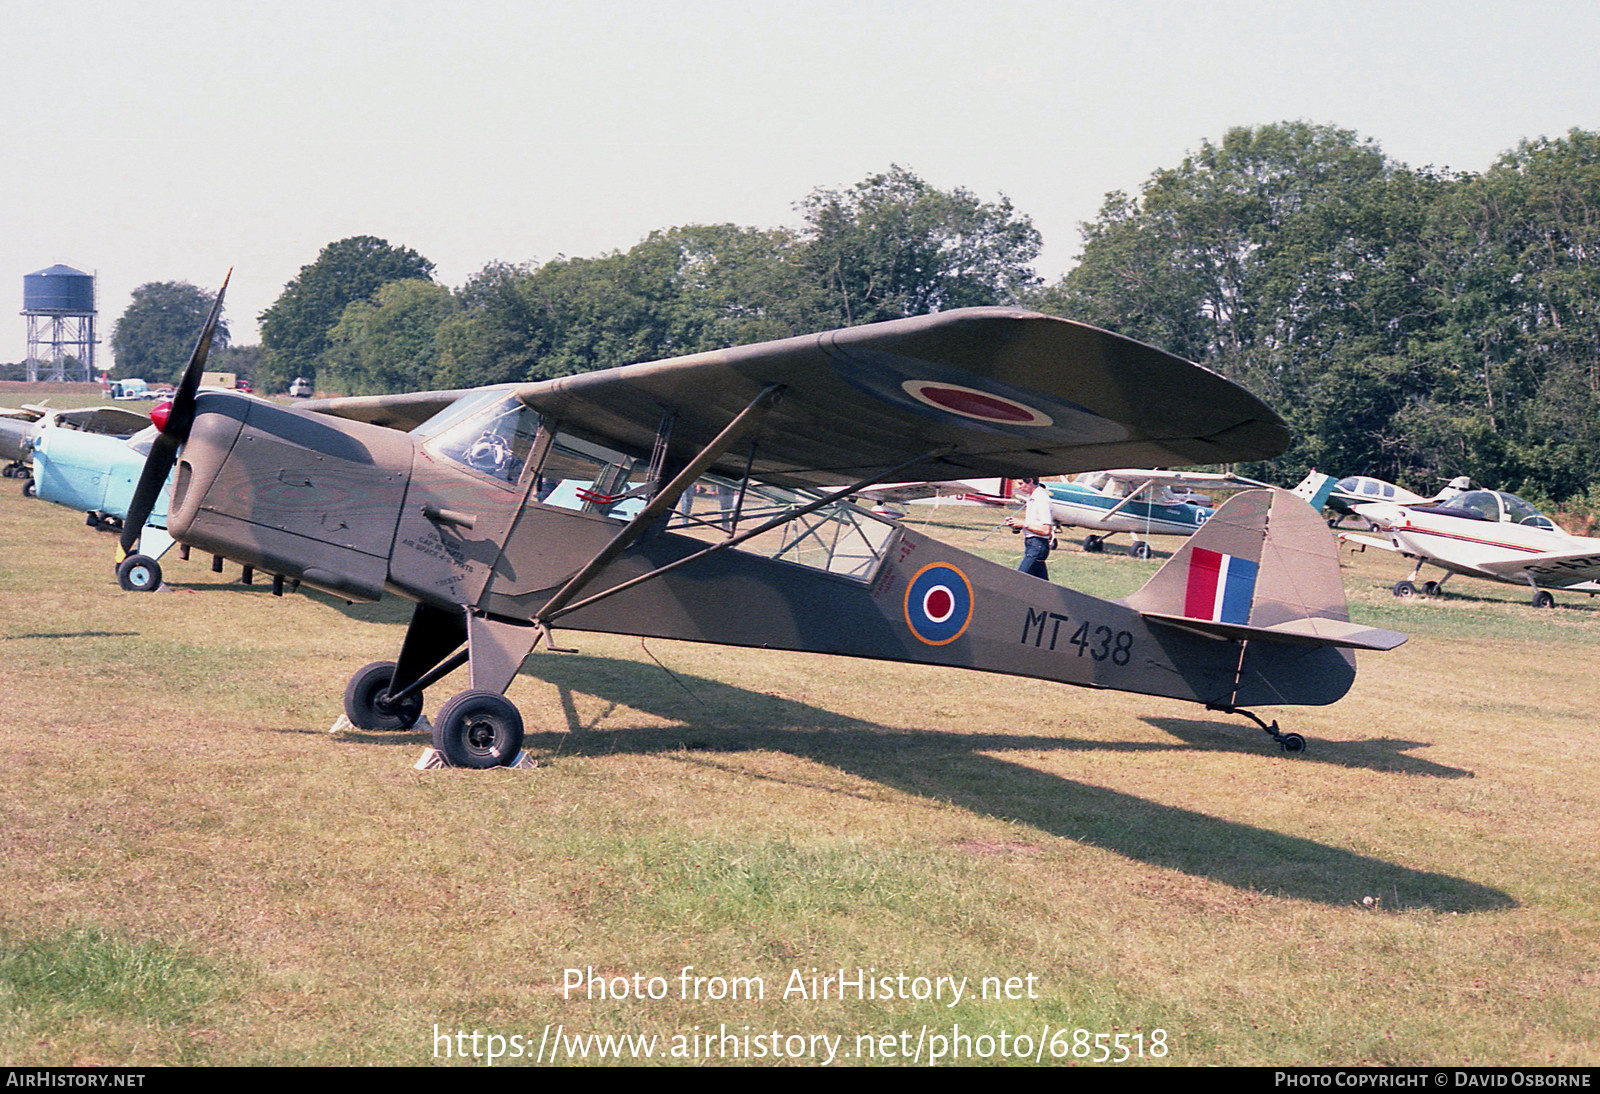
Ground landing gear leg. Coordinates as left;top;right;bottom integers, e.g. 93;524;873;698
1209;704;1306;753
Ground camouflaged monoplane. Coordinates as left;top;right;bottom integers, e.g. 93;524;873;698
118;276;1404;767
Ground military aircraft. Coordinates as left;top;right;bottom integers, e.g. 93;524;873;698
1039;469;1271;558
119;279;1404;766
0;403;152;490
1337;484;1600;608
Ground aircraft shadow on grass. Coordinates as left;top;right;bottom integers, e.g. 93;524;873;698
336;649;1512;914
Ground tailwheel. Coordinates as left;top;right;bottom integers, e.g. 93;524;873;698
433;690;524;769
1209;704;1307;755
343;660;423;731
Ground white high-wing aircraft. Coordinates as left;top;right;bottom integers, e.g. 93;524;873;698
1041;468;1270;558
1331;478;1600;607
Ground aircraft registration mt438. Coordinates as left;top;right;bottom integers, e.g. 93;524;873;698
118;275;1404;766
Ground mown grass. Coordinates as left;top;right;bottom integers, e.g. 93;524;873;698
0;487;1595;1065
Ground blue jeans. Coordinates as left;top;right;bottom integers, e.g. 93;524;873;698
1020;535;1051;579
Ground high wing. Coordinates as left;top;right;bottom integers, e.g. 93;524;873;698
1098;469;1272;490
304;309;1288;486
1477;549;1600;586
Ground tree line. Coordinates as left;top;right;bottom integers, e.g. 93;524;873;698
110;129;1600;509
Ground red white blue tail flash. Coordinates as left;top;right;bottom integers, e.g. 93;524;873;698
1184;547;1258;625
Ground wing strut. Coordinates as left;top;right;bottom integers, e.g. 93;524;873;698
539;444;954;628
534;384;785;622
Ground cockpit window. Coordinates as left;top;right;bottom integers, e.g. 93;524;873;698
125;426;160;457
534;431;638;518
1453;491;1501;521
1501;493;1556;529
423;392;540;489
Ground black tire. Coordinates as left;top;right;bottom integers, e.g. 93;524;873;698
1131;541;1152;560
433;690;524;769
21;478;35;498
342;660;423;731
1532;590;1556;609
1392;580;1416;599
116;554;162;592
1422;581;1441;598
1082;535;1103;554
1280;733;1307;754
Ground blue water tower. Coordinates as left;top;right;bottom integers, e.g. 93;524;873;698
22;264;98;381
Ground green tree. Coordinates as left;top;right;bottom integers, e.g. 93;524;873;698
110;281;230;382
1040;122;1440;480
258;236;434;392
322;279;458;395
797;165;1041;326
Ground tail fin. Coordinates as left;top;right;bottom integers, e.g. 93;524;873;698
1291;470;1339;513
1125;488;1404;651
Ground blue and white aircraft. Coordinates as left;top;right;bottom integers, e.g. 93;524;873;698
1043;469;1269;558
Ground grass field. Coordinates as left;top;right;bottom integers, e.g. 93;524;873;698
0;482;1596;1066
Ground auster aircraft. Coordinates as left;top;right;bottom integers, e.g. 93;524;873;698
1039;469;1270;558
117;277;1405;767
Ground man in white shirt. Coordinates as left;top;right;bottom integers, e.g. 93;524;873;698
1006;477;1056;580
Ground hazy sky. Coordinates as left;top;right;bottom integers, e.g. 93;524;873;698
5;0;1598;362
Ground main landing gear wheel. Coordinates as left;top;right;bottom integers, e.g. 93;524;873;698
343;661;423;731
1422;580;1442;598
433;690;524;769
1082;535;1104;553
1392;580;1417;599
1532;590;1556;609
1131;541;1152;560
115;554;161;592
21;478;35;498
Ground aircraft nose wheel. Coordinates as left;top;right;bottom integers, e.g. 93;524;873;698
1131;541;1152;560
433;690;525;769
343;661;423;731
1279;733;1306;753
115;554;162;592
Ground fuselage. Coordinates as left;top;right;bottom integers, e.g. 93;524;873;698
32;426;169;526
1356;491;1600;590
1044;478;1211;536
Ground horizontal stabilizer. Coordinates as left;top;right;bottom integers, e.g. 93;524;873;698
1142;612;1408;651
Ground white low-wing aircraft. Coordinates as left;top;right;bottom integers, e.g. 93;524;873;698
1327;475;1600;607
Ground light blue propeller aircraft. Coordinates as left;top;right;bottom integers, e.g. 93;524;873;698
30;422;177;591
